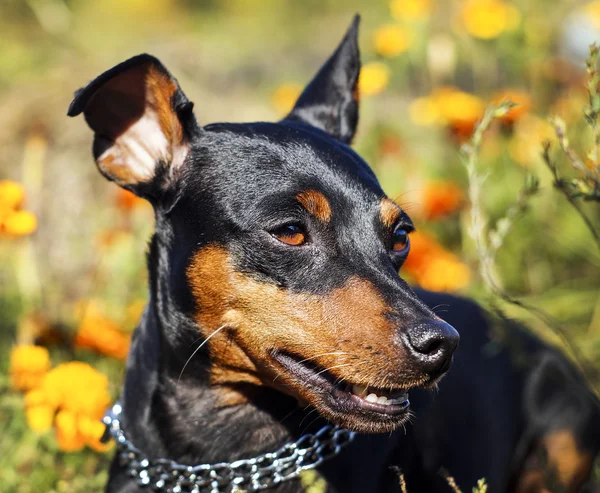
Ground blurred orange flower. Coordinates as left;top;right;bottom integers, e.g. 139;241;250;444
409;87;485;141
0;180;37;237
492;90;532;125
0;180;25;210
271;83;303;115
373;25;412;58
115;188;147;212
460;0;521;40
508;115;554;167
24;361;112;452
421;181;465;220
583;1;600;29
9;345;51;391
359;62;391;96
75;302;130;360
403;231;471;291
390;0;433;21
3;210;38;236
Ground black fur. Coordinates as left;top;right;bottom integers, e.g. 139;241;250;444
69;16;600;493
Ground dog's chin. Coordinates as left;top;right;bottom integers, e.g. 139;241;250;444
270;351;428;434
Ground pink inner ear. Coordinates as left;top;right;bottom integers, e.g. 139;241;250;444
84;63;187;187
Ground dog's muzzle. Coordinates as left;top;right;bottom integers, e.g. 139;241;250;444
102;402;355;492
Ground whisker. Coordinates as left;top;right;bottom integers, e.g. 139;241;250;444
298;407;319;428
314;362;367;378
177;325;227;386
297;351;349;364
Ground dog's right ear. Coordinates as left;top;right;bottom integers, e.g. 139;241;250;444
68;54;199;198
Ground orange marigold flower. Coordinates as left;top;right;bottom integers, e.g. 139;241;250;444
390;0;433;21
410;87;484;142
36;361;112;418
271;83;303;115
460;0;521;40
22;361;113;452
78;415;113;452
2;210;38;236
373;25;412;58
0;180;25;211
75;303;131;360
359;62;391;97
26;405;55;432
421;181;465;220
403;231;471;291
492;90;532;125
55;410;86;452
9;345;51;391
508;115;554;167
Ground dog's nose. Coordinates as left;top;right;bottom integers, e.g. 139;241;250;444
403;319;459;377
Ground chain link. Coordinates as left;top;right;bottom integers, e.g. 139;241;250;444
102;402;355;493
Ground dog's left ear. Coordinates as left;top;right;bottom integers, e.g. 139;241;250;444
68;54;198;198
285;15;360;144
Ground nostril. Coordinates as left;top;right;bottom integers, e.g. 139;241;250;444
403;319;460;374
418;337;443;356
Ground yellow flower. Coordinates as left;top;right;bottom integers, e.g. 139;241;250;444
584;1;600;29
410;87;484;141
75;302;131;360
9;345;51;391
23;361;113;451
26;405;55;432
373;25;412;58
409;97;443;126
0;180;25;211
38;362;112;418
271;83;303;115
78;415;112;452
508;115;554;167
461;0;521;40
390;0;433;21
55;410;86;452
2;210;38;236
359;62;391;97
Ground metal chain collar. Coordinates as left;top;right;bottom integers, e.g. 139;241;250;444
102;402;355;493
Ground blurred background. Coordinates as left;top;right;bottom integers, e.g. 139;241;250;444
1;0;600;491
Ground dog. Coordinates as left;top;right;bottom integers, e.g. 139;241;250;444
68;15;600;493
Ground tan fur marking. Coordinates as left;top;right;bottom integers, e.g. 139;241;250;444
186;245;419;410
296;190;332;223
380;198;402;228
146;64;183;146
543;429;593;491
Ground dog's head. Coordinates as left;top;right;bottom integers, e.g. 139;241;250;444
69;16;458;433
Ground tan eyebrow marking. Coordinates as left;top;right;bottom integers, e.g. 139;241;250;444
296;190;332;223
380;198;402;228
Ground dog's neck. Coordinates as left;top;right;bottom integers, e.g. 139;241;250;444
118;228;318;466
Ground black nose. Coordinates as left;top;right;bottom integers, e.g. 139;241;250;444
404;319;459;377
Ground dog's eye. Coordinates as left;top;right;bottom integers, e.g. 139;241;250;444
271;224;306;246
391;227;410;254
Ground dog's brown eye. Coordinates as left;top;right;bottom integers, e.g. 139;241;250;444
392;228;410;253
272;225;306;246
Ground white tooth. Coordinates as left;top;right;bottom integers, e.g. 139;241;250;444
366;393;378;403
377;396;388;405
352;384;368;396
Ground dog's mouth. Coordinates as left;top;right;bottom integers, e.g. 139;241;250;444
271;351;411;433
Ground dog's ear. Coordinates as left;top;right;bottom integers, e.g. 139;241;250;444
285;15;360;144
68;54;198;198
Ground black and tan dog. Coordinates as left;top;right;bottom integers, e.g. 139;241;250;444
69;16;600;493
